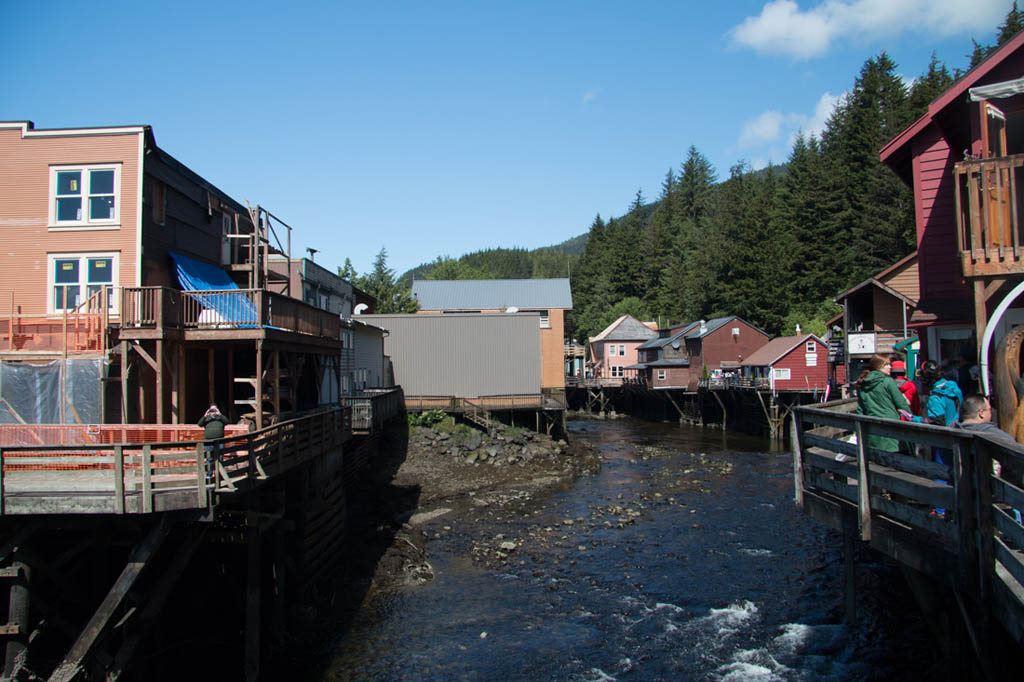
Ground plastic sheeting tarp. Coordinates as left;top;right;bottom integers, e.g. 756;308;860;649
169;251;258;325
0;358;105;425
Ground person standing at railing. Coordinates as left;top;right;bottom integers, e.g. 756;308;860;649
198;403;229;482
956;394;1023;523
891;360;920;416
854;354;910;453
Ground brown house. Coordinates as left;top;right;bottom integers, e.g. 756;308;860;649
633;316;770;391
0;121;343;427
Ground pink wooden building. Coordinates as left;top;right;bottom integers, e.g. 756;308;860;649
587;314;657;383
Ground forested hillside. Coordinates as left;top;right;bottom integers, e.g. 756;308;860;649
349;7;1023;336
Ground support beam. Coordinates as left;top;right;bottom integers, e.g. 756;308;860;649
256;341;264;429
48;518;171;682
155;340;164;425
120;341;129;424
208;347;215;408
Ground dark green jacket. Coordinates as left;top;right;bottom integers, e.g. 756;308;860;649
856;371;909;452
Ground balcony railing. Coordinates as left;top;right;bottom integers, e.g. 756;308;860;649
954;154;1024;277
121;287;340;340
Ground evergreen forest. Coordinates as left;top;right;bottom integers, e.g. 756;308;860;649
346;6;1023;339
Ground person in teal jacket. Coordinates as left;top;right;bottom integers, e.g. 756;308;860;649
915;360;963;426
855;354;910;452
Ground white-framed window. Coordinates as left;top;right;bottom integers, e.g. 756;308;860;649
773;367;791;380
538;310;550;328
47;252;119;313
657;369;666;380
806;340;816;353
619;344;626;356
610;366;624;378
607;345;615;358
49;165;121;228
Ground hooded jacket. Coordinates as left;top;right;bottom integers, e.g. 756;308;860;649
856;370;910;452
923;378;963;426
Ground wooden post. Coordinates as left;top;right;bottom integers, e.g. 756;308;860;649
114;445;124;514
170;342;179;425
142;445;152;514
155;339;164;425
256;340;264;429
208;347;215;408
4;561;30;679
273;350;280;420
791;410;805;508
854;420;872;541
179;343;187;425
228;349;235;421
8;292;13;351
120;341;129;424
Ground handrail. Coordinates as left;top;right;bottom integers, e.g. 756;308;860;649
0;406;353;515
793;402;1024;637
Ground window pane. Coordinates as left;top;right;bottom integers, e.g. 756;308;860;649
89;169;114;195
55;259;79;284
57;197;82;221
55;285;80;310
88;258;112;283
57;171;82;196
89;196;115;220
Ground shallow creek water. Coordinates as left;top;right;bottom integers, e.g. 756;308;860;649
318;418;939;681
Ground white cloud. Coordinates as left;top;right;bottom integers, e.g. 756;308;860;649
740;110;787;147
741;91;843;159
728;0;1010;60
582;89;598;105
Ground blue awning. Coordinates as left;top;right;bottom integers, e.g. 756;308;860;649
170;251;258;325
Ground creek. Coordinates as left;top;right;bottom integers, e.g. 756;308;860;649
317;417;941;681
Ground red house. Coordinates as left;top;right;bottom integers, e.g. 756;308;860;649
634;316;770;391
880;32;1024;367
740;334;829;392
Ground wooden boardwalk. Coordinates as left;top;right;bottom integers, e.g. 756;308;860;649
792;399;1024;664
0;388;406;682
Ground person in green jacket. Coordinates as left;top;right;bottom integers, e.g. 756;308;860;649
855;354;910;452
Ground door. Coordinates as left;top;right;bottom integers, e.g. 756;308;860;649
983;102;1012;249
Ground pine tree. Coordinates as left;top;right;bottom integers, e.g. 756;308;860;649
998;1;1024;45
907;53;953;119
355;248;418;313
337;257;357;282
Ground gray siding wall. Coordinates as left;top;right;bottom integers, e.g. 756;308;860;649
353;323;385;389
361;313;540;397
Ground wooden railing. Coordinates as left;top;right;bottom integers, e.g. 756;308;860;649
120;287;339;340
954;154;1024;277
698;376;770;389
339;388;404;432
0;407;352;515
1;289;110;354
793;401;1024;642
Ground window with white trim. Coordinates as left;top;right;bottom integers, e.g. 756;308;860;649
773;368;791;380
610;366;624;378
619;344;626;356
538;310;550;328
657;369;666;380
48;253;119;313
806;340;816;353
50;165;121;227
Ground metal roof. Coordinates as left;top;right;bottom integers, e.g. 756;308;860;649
741;334;825;367
411;278;572;311
638;321;699;349
591;315;657;342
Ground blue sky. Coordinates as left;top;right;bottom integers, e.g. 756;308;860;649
1;0;1015;277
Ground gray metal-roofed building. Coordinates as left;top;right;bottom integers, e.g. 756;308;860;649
360;312;541;401
411;278;572;311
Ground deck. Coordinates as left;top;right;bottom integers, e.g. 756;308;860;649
792;400;1024;649
0;389;405;515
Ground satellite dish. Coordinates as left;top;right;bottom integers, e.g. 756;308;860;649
505;306;519;313
671;340;680;350
354;303;368;315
